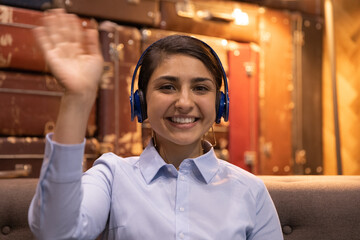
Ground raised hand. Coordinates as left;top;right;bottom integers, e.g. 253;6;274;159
33;9;104;97
33;9;104;144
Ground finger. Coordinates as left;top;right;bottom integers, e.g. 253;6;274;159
47;8;66;14
68;14;83;44
43;14;64;45
55;12;86;58
60;15;86;57
46;7;67;40
84;28;102;56
32;26;54;53
57;13;82;43
43;9;77;44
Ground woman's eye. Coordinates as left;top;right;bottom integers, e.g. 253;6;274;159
159;84;175;91
193;85;209;92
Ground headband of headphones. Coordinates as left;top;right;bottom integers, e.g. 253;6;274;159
130;35;229;124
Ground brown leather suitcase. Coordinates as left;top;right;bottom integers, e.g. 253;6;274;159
0;70;97;137
258;9;293;175
0;136;100;178
97;21;143;157
159;1;259;43
291;14;323;175
0;5;46;72
0;0;52;10
0;4;97;73
55;0;160;26
228;43;259;174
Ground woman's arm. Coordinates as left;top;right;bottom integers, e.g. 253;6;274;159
34;9;103;144
28;9;107;239
248;182;283;240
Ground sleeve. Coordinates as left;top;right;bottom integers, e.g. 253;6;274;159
248;181;284;240
28;133;112;240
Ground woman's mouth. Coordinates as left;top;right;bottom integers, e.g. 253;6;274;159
168;117;198;124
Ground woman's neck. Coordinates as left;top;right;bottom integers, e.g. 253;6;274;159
154;137;203;169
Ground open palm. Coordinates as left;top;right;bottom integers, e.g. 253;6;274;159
34;9;103;96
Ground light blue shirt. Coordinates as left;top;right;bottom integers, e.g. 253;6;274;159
28;133;283;240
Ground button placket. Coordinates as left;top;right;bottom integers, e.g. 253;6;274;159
175;164;190;240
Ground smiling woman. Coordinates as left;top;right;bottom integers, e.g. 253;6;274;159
146;54;217;168
28;9;283;240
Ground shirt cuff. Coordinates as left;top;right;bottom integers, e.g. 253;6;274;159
40;133;86;183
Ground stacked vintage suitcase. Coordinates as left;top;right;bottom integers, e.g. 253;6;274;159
0;0;324;177
0;4;100;178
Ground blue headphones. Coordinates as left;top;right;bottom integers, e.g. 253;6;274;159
130;36;229;124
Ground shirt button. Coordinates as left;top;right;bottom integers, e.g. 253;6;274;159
180;176;185;181
179;232;184;239
179;207;185;212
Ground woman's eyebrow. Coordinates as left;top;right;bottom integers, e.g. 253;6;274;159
154;75;178;82
192;77;214;82
153;76;215;85
192;77;216;86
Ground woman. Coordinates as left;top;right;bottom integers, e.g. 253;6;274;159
28;9;283;240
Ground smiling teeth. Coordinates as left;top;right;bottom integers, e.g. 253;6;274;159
171;117;195;124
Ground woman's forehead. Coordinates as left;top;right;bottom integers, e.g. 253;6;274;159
151;54;215;79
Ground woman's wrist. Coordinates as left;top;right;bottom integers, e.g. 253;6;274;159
52;92;97;144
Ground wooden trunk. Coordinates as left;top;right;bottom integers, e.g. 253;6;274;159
258;9;293;175
97;21;143;157
0;70;97;137
159;1;259;43
0;0;52;10
0;4;96;73
323;0;360;175
56;0;160;26
0;136;99;178
292;14;323;175
0;5;46;72
228;43;259;173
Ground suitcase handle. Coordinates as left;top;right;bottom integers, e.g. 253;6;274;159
175;2;234;23
0;164;32;179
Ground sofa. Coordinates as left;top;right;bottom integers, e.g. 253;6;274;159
1;176;360;240
260;175;360;240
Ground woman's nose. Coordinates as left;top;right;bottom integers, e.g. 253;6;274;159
174;89;194;110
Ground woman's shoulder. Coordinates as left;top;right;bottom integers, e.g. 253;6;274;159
217;159;266;190
91;152;140;171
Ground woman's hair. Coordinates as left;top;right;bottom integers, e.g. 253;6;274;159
138;35;223;97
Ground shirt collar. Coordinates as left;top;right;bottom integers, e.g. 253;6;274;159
138;140;169;184
139;140;220;184
192;141;220;184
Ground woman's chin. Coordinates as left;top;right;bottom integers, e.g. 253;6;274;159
158;134;202;148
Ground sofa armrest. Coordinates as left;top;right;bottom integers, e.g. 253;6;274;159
0;178;38;239
260;176;360;240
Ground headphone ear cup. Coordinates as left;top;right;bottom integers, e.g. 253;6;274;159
137;90;147;122
131;90;147;123
133;90;142;123
133;90;147;123
215;91;226;124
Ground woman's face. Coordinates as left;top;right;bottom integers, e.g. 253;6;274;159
146;54;217;148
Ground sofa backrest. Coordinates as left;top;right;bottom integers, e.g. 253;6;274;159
1;176;360;240
260;175;360;240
